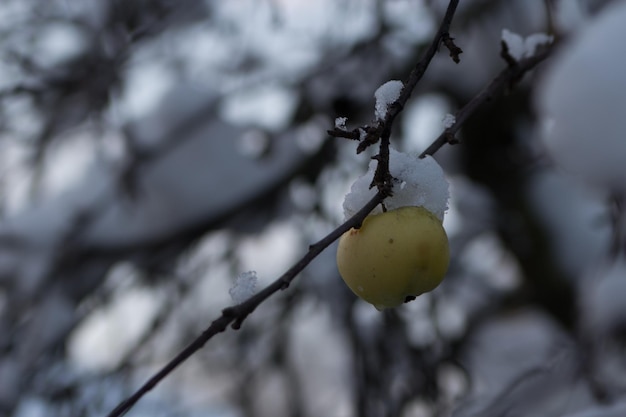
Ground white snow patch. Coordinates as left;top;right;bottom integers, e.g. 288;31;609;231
442;113;456;128
334;117;347;129
524;33;554;56
501;29;553;60
374;80;403;120
536;1;626;193
229;271;258;304
342;148;449;221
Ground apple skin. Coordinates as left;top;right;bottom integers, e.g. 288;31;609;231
336;206;449;310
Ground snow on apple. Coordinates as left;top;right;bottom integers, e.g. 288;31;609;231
342;147;449;221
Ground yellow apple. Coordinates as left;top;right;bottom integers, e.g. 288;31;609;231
336;206;449;310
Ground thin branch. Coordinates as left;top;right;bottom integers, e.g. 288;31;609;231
420;46;552;158
106;2;556;415
107;191;384;417
393;0;460;120
355;0;461;156
363;0;461;195
327;127;361;140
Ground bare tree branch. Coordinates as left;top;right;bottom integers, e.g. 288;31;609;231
106;1;555;415
419;46;552;158
107;190;385;417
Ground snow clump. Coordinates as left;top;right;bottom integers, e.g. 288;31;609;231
335;117;347;129
229;271;258;304
535;1;626;194
374;80;403;120
442;113;456;128
343;148;449;221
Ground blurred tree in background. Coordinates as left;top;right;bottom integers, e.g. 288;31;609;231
0;0;625;416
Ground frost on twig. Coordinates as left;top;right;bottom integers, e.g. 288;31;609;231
334;117;347;130
442;113;456;129
501;29;553;65
374;80;403;121
229;271;258;304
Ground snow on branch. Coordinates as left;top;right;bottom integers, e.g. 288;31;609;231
229;271;258;304
374;80;403;121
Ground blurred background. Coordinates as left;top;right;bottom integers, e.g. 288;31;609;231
0;0;624;416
